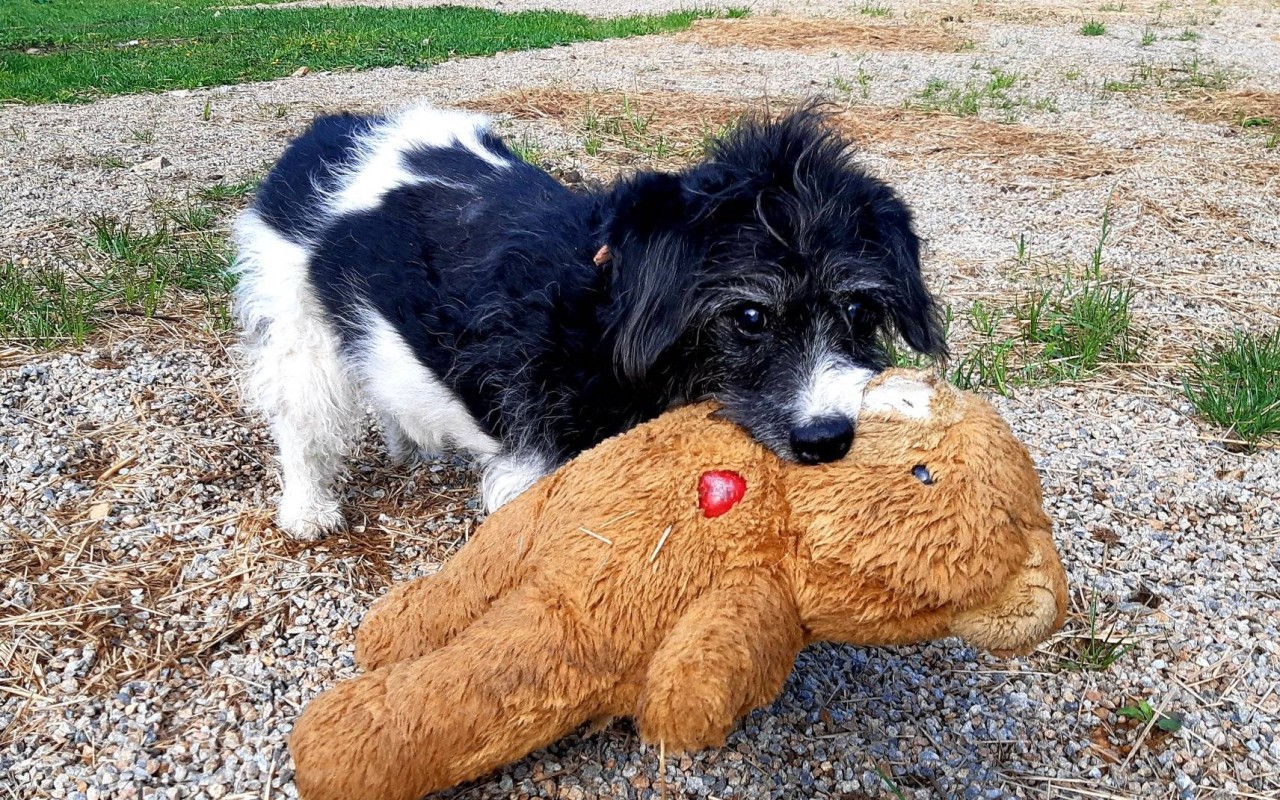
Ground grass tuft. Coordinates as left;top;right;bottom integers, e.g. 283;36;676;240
950;302;1016;395
933;208;1139;394
1183;328;1280;447
912;68;1023;118
1080;20;1107;36
1017;275;1139;380
0;261;97;347
509;132;547;166
1059;591;1133;673
1105;54;1233;94
197;178;261;203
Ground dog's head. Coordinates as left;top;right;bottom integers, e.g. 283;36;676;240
602;106;945;464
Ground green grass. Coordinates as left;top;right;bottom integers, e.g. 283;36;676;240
1103;54;1233;94
1117;699;1184;732
509;132;547;166
1;187;246;348
579;96;684;162
911;68;1020;118
930;209;1139;395
1183;328;1280;447
197;178;260;203
1;1;707;103
1140;27;1157;46
832;67;873;100
858;3;893;17
1059;591;1133;673
1174;28;1200;41
1;261;98;348
909;68;1057;120
1080;20;1107;36
1017;274;1138;381
1015;207;1140;381
950;302;1016;395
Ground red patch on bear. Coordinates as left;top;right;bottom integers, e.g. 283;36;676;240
698;470;747;518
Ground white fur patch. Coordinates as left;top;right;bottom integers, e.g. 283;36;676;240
481;452;553;513
798;353;876;423
862;376;935;419
327;105;508;216
352;312;502;459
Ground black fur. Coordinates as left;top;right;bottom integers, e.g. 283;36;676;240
253;105;944;471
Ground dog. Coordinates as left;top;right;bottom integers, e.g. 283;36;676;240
232;102;945;540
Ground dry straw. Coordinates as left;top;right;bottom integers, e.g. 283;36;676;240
464;86;1125;180
678;16;968;53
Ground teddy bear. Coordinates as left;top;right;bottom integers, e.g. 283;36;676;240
289;369;1068;800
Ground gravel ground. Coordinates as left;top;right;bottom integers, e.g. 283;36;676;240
2;2;1279;799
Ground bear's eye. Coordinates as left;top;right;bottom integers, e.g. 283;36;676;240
912;464;935;485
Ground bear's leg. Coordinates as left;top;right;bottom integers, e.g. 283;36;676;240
293;593;613;800
637;577;805;752
356;500;540;670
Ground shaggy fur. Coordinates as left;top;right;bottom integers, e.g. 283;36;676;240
289;370;1068;800
232;103;944;540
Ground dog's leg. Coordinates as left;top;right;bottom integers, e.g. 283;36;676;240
352;314;505;469
264;335;360;541
273;418;353;540
480;450;553;513
380;412;418;466
234;212;358;541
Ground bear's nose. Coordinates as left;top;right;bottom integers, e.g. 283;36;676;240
790;417;854;464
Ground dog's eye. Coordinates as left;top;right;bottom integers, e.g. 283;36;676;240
912;464;935;485
733;304;768;336
844;296;869;324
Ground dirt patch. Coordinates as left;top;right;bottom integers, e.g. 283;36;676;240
679;16;969;53
463;86;1125;180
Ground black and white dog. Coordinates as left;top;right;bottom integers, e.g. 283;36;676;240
233;103;944;540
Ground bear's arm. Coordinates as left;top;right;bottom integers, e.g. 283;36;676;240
636;572;803;751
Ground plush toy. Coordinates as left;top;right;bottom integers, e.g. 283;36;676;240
290;370;1067;800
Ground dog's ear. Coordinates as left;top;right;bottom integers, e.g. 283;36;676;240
866;188;947;358
603;172;706;382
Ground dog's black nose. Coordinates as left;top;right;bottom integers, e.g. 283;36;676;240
790;417;854;464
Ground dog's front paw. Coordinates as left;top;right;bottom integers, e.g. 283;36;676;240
278;493;344;541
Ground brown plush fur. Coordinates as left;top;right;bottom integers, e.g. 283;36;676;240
290;370;1068;800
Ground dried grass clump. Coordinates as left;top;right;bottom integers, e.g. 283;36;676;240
0;362;480;742
462;87;749;171
1177;89;1280;128
829;105;1121;180
465;87;1123;181
679;16;968;53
